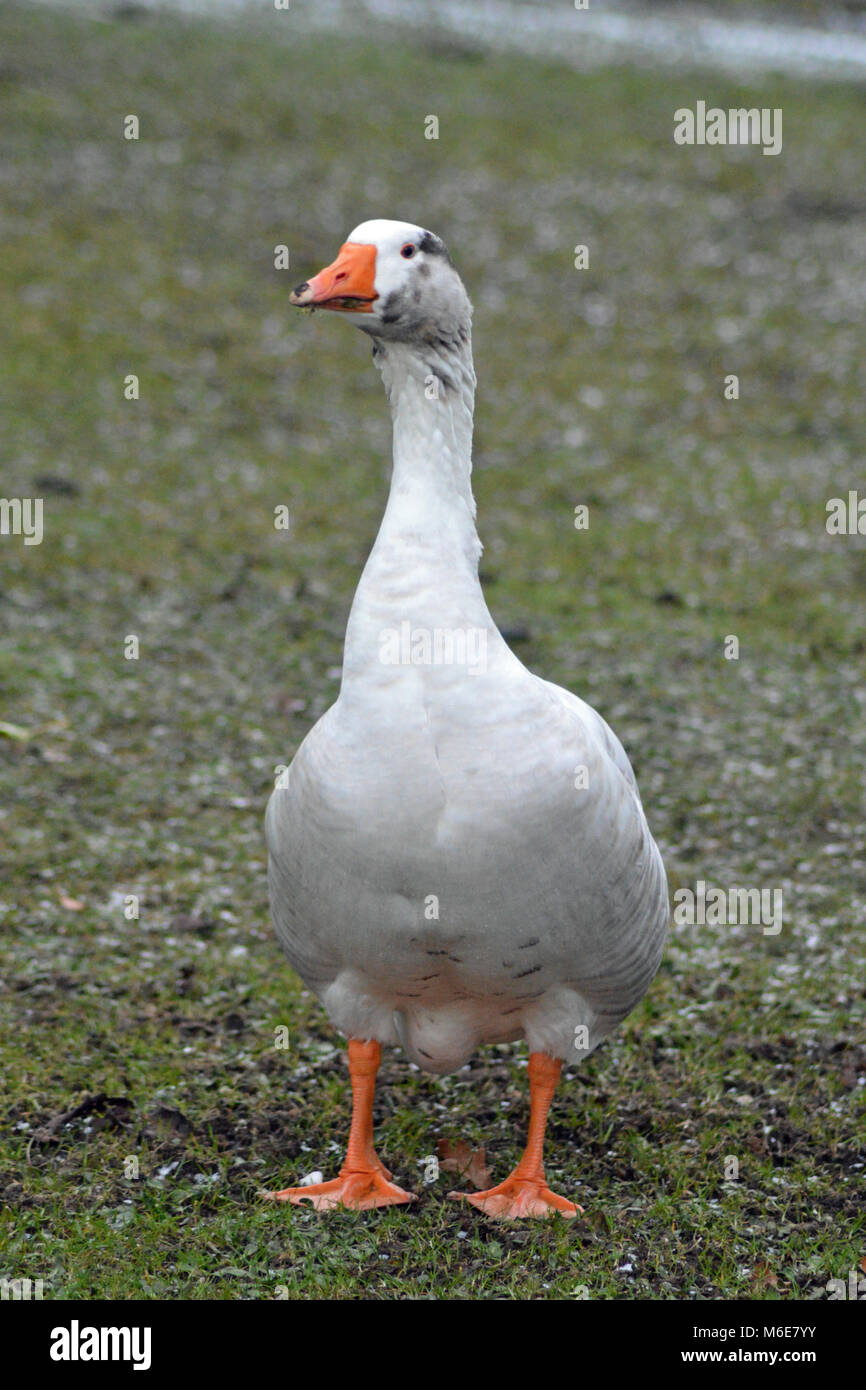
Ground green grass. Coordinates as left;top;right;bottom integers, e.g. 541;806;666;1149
0;2;864;1300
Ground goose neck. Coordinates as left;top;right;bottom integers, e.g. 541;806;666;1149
373;336;479;567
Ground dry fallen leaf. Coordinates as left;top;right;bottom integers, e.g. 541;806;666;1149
750;1262;779;1292
436;1137;492;1190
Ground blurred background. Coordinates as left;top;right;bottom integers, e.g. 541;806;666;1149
1;0;864;1299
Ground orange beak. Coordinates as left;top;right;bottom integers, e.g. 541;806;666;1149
290;242;378;313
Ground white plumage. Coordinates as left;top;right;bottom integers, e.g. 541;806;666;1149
264;219;668;1216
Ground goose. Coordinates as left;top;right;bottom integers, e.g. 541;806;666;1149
263;219;668;1218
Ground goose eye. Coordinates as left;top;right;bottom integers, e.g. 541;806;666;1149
400;243;417;259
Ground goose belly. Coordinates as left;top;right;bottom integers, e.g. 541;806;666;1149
266;727;668;1072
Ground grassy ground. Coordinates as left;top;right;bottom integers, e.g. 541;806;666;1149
1;2;864;1300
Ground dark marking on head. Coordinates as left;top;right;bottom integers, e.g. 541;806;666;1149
364;247;472;358
418;229;454;265
518;937;540;950
514;965;541;979
380;289;404;325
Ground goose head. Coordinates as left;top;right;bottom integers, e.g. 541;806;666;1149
289;218;472;350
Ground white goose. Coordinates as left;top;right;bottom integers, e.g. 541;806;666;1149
264;219;668;1218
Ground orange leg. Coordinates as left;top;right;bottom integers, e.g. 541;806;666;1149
262;1039;415;1211
449;1053;581;1219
